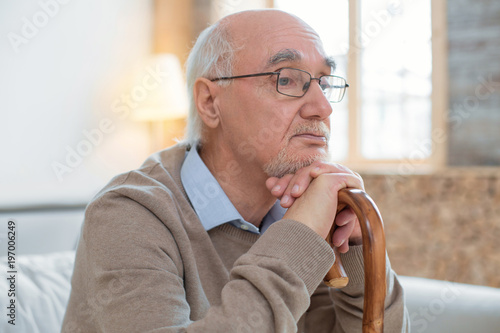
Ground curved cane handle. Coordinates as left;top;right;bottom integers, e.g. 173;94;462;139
323;188;387;333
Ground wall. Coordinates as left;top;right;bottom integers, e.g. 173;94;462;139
363;171;500;288
447;0;500;166
0;0;153;208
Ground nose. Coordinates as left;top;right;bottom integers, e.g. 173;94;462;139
299;79;333;120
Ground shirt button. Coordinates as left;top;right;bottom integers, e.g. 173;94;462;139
240;224;249;230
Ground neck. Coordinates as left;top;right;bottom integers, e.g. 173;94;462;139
198;142;276;227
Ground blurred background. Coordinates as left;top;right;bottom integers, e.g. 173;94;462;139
0;0;499;288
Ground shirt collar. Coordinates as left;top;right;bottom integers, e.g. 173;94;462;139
180;145;285;234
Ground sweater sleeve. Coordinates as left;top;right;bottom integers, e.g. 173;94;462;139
304;245;410;332
62;192;336;333
190;219;336;333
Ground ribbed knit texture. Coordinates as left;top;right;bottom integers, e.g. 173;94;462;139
248;219;335;295
62;143;408;332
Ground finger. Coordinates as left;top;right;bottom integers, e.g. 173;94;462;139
291;162;364;200
288;168;313;198
336;208;363;246
351;170;365;191
310;161;353;179
283;170;322;207
335;208;356;226
349;220;362;245
265;177;279;192
331;220;355;249
335;211;357;253
279;168;313;209
338;239;350;253
312;164;365;191
284;172;363;210
281;160;345;202
280;190;297;207
274;162;365;207
268;174;293;198
330;173;365;193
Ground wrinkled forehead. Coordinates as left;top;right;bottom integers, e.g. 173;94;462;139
225;10;332;73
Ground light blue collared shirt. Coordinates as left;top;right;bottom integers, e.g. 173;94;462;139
180;146;286;234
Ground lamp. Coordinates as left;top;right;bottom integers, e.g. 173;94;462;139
132;54;189;152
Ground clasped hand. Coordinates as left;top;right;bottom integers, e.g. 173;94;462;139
266;161;364;253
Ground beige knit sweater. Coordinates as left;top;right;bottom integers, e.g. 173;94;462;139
62;144;408;332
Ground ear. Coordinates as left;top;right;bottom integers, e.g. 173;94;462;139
193;78;221;129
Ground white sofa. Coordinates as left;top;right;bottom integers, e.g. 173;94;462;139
1;209;500;333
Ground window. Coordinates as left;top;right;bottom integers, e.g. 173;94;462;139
274;0;445;171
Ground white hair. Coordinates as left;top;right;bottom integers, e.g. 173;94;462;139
183;21;236;146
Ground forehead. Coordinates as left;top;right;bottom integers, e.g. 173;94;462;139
229;12;331;72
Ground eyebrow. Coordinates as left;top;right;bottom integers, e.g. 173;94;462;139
268;48;302;67
325;56;337;73
266;48;337;72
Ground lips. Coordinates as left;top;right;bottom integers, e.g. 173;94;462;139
289;122;331;143
292;133;328;144
293;132;326;139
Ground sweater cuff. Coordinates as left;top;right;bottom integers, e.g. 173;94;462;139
340;246;394;296
340;245;365;288
248;219;335;296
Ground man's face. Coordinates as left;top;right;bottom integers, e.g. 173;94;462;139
216;12;333;177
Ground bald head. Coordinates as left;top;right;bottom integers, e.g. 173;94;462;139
219;9;314;38
216;9;332;75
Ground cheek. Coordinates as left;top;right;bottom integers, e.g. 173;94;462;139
223;84;296;157
264;109;293;141
252;107;296;161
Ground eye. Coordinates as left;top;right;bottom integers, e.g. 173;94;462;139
302;81;311;93
278;77;291;86
319;77;332;91
320;83;331;92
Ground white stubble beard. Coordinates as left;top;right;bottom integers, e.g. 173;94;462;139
263;121;331;178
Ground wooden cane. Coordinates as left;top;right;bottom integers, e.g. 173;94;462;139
323;188;387;333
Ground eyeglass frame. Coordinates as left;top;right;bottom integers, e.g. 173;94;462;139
210;67;349;103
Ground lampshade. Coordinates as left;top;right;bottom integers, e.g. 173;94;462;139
132;54;189;121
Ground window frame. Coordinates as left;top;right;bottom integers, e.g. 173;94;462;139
273;0;448;173
342;0;448;173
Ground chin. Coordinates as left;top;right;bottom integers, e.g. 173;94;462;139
263;146;330;178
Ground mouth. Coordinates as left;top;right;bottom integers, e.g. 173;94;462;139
292;132;328;144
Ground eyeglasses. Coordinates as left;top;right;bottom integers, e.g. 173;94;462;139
210;67;349;103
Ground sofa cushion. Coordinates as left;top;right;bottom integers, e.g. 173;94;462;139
400;276;500;333
0;251;75;333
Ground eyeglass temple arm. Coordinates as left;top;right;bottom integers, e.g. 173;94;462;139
330;84;349;88
210;72;278;82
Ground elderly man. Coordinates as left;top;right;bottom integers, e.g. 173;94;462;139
63;9;408;332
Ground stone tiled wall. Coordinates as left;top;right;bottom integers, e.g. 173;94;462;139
362;170;500;288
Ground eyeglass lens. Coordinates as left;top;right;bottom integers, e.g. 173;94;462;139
277;68;346;102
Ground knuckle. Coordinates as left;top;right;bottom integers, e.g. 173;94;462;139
312;160;335;171
277;175;292;186
332;162;343;170
312;159;324;167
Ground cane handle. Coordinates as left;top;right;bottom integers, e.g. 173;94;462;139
323;188;387;333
